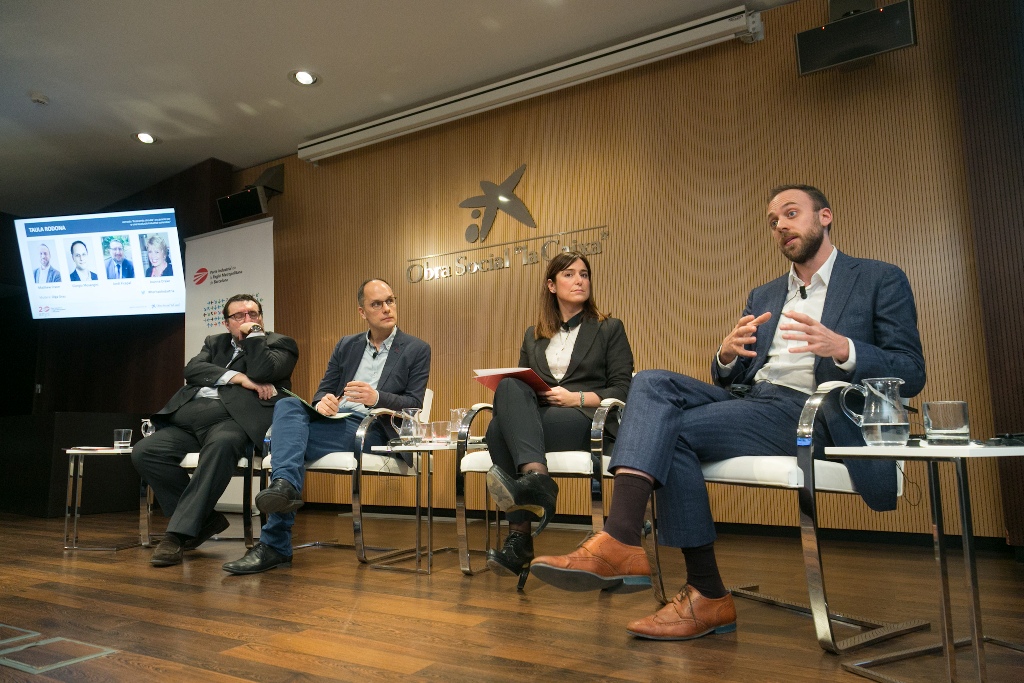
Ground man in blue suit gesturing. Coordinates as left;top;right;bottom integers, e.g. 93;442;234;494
531;185;926;642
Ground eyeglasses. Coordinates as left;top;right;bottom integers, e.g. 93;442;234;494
226;310;262;322
366;296;396;311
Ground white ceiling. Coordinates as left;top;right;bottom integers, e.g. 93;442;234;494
0;0;791;218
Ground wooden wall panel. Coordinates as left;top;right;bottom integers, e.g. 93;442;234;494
237;1;1004;536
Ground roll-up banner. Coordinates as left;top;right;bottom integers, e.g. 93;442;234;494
184;217;275;512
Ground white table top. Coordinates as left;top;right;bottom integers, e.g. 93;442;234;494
827;443;1024;461
65;447;133;455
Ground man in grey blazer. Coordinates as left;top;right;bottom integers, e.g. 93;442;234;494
223;278;431;574
133;293;299;567
531;185;926;641
33;243;61;283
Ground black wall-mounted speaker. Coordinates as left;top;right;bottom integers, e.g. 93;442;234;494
796;0;916;76
217;186;268;226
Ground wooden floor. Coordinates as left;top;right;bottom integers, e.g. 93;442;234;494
2;510;1023;682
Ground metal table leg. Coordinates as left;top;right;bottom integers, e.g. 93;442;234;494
63;451;140;552
370;449;457;574
955;458;985;682
843;458;1024;683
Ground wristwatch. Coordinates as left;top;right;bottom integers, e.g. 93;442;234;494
247;324;263;334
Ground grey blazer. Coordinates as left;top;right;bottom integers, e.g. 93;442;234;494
312;328;431;440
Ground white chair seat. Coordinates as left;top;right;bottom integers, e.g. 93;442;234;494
701;455;903;496
181;452;250;469
701;456;855;493
462;450;602;475
261;451;418;476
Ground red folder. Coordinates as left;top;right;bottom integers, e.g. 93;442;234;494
473;367;551;394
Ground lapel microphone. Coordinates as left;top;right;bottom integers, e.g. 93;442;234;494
372;349;379;359
799;285;807;300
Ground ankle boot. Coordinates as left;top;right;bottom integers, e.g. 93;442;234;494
486;530;534;588
486;466;559;536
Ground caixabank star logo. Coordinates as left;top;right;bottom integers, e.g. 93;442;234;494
459;164;536;243
405;163;608;284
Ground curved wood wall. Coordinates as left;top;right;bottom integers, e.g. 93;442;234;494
236;1;1004;537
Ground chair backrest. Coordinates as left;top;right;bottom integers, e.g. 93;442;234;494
420;388;433;422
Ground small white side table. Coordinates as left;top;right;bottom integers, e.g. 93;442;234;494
827;444;1024;683
62;447;140;551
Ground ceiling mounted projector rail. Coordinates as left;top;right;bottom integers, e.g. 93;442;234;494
298;6;762;162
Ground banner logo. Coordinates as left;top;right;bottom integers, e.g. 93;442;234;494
193;267;209;285
459;164;536;243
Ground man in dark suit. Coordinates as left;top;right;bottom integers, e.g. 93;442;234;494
104;238;135;278
531;185;926;641
69;240;98;281
223;278;431;574
132;293;298;567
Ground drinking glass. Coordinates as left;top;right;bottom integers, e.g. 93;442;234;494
450;408;468;441
113;429;132;449
924;401;970;445
431;421;450;443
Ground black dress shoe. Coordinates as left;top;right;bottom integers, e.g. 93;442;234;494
184;512;230;550
255;478;304;515
486;530;534;589
151;536;183;567
222;542;292;575
485;466;559;536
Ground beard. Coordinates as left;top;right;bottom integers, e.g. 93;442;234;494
782;219;826;264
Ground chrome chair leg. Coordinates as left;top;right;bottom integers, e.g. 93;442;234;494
641;492;668;605
139;483;155;547
730;386;928;653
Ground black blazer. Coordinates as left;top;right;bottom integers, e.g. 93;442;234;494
312;328;431;439
520;317;633;430
155;331;299;445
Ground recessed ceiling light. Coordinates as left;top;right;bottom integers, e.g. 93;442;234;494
290;70;319;86
135;133;157;144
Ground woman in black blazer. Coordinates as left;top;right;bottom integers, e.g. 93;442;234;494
485;250;633;580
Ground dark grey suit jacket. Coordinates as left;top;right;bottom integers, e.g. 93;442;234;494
711;251;926;511
520;317;633;431
155;331;299;445
312;328;431;440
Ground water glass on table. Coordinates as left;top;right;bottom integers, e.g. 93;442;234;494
113;429;132;449
450;408;468;441
431;420;450;443
924;401;970;445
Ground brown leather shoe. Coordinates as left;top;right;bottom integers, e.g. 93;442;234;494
626;584;737;640
530;531;651;593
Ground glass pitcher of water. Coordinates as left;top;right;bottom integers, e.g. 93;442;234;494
391;408;423;444
840;377;910;446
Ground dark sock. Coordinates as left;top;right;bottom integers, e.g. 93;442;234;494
681;543;727;599
603;473;654;547
166;531;189;545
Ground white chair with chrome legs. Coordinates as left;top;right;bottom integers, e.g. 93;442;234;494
256;389;436;571
637;382;928;655
454;398;621;586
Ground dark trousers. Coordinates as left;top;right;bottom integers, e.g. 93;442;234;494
485;377;592;524
131;398;250;537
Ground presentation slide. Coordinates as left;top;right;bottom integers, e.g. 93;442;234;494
14;207;187;320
